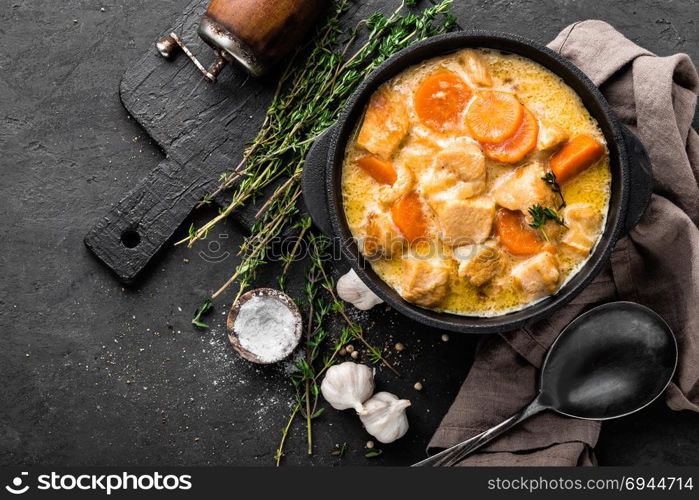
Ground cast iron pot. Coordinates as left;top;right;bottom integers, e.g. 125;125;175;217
302;31;652;334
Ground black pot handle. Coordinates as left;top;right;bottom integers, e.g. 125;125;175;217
302;126;335;235
620;125;653;234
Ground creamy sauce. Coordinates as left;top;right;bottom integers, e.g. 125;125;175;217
342;49;610;316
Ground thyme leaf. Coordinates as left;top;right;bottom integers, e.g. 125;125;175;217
191;299;213;329
528;204;566;229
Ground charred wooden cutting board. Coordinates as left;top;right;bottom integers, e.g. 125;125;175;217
84;0;435;283
83;0;275;283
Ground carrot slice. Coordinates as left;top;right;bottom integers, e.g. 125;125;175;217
549;135;605;183
467;91;524;143
414;71;472;132
483;107;539;163
391;192;429;243
357;155;397;185
495;209;545;255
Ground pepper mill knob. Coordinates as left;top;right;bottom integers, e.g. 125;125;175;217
155;33;178;58
155;32;227;83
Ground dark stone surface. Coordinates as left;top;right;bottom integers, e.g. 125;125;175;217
1;0;698;467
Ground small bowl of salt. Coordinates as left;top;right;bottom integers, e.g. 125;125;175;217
226;288;302;364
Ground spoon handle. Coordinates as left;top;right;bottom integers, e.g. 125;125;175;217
412;398;547;467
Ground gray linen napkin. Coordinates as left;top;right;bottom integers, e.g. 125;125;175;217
428;20;699;466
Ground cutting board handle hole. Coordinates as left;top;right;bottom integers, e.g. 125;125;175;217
121;229;141;248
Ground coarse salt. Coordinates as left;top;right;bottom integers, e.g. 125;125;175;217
233;294;299;363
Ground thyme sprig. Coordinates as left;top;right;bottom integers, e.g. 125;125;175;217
274;233;400;464
528;204;566;242
542;172;566;209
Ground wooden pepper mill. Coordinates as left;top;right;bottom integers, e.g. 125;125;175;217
157;0;326;81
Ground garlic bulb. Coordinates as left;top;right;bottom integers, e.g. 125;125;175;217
359;391;411;444
321;362;375;412
336;269;383;310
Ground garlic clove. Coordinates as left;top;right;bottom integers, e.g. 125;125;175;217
336;269;383;310
359;391;411;444
320;362;375;413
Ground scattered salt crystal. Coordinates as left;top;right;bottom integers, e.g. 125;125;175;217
234;295;298;363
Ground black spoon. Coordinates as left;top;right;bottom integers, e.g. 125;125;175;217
413;301;677;467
